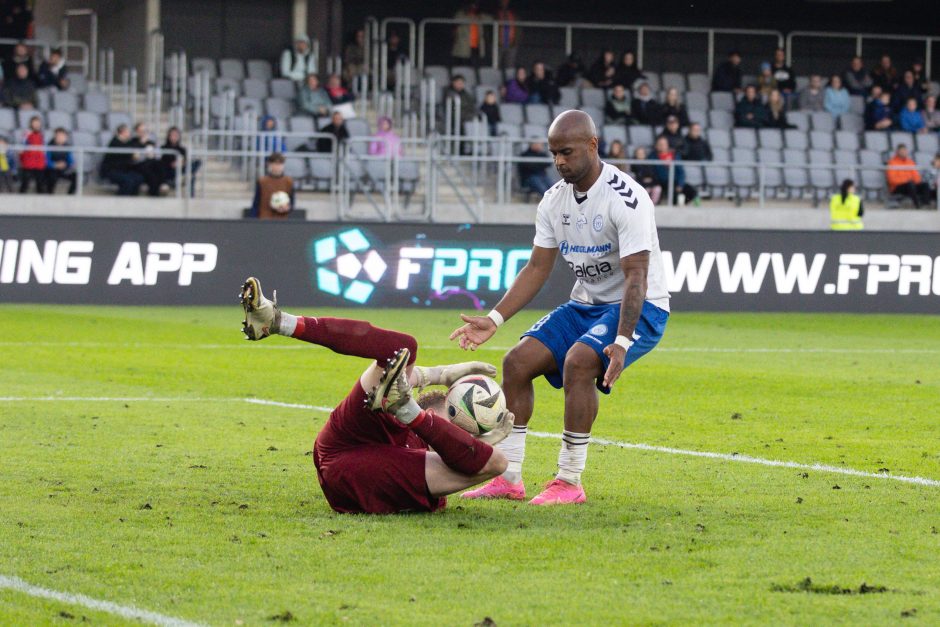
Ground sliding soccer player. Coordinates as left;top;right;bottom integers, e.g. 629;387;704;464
240;277;511;514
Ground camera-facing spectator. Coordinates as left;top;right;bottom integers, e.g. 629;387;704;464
658;115;685;151
898;97;926;134
518;140;553;195
922;96;940;132
296;73;332;119
369;116;403;156
527;62;559;105
614;51;644;89
250;152;295;219
280;35;317;82
480;90;501;136
871;54;897;92
100;124;144;196
445;74;477;127
161;126;200;194
711;50;742;94
0;135;16;193
36;48;68;90
130;122;165;196
342;29;365;84
19;115;47;193
887;144;929;208
824;74;850;120
588;49;616;89
660;88;689;127
680;123;713;162
46;127;76;194
844;56;872;96
3;42;35;82
631;82;660;125
653;136;698;206
316;110;349;153
771;47;795;95
631;146;662;204
555;53;585;88
503;66;529;103
864;86;893;131
606;139;627;172
3;63;37;109
798;75;824;112
604;84;634;125
892;70;923;114
735;84;769;128
766;89;794;129
325;74;353;105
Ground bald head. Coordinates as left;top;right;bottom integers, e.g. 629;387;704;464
548;109;596;143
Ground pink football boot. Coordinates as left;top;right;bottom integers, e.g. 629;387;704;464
461;476;526;500
528;479;586;505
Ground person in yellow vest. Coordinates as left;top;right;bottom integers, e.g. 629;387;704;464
830;178;863;230
250;152;294;220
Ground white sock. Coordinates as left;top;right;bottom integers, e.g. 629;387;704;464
277;312;298;336
556;430;590;485
499;425;527;484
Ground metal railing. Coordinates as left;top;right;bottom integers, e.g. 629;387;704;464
60;8;96;80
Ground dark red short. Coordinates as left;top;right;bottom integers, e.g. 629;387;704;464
313;383;446;514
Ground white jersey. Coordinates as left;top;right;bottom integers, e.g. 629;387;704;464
533;162;670;311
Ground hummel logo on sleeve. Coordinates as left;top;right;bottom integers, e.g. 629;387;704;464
606;174;639;209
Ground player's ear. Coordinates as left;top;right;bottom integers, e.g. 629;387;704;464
589;135;598;153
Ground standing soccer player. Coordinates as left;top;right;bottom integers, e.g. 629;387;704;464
450;110;670;505
239;277;512;514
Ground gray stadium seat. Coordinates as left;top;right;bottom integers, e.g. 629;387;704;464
758;128;782;149
810;166;835;196
684;164;704;187
784;148;807;164
688;109;707;127
704;165;731;196
242;78;269;99
559;87;579;109
732;147;756;163
18;109;42;128
783;166;809;198
602;124;627;146
192;58;217;78
732;165;758;200
475;85;496;104
859;167;885;199
75;111;102;133
809;112;835;132
858;149;883;167
914;151;933;169
219;58;245;80
834;150;858;166
849;95;865;115
497;122;521;137
424;65;450;88
808;149;833;165
809;130;834;151
284;133;306;151
36;88;52;110
709;92;735;111
346;118;371;137
640;72;660;92
787;111;809;131
67;74;88;95
784;129;808;150
270;78;296;100
47;110;73;131
525;103;551;126
265;98;292;119
685;92;708;111
834;131;859;151
687;73;710;93
580;88;605;108
916;133;939;154
708;110;733;130
629;125;654;148
708;128;731;149
82;91;110;114
236;96;263;114
889;131;913;150
757;148;782;164
864;131;889;153
661;72;686;92
283;156;307;181
711;146;731;162
247;59;273;81
476;67;501;88
215;77;241;95
71;130;96;147
732;128;757;149
500;103;524;125
52;91;79;114
289;115;315;134
96;130;112;146
0;108;15;130
522;122;546;139
309;155;334;191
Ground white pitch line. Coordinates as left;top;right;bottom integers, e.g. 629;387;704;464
0;574;205;627
2;395;936;489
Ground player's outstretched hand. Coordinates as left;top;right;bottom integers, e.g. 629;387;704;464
602;344;627;388
476;411;514;446
448;314;497;351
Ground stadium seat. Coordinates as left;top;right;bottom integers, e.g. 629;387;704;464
758;161;784;196
809;166;836;197
834;150;858;166
478;67;502;88
82;91;110;114
96;130;112;146
265;98;291;119
346;118;371;137
289;115;315;134
916;133;939;154
684;163;704;187
215;77;241;95
732;128;757;149
661;72;686;92
704;165;731;196
809;130;834;151
707;110;733;130
52;91;79;114
809;112;835;132
731;147;755;163
283;156;307;181
783;165;809;198
558;86;579;109
246;59;273;81
270;78;296;100
859;167;885;199
242;78;269;99
711;146;730;162
795;76;810;91
284;133;306;151
525;103;552;126
808;149;832;165
17;109;42;128
71;130;96;147
68;74;88;95
757;148;782;164
496;122;521;137
787;111;809;131
783;129;808;150
709;92;735;111
707;128;731;149
914;151;933;169
219;58;245;80
685;92;708;111
686;73;710;94
688;109;707;127
191;57;218;78
424;65;450;88
474;85;496;105
863;131;889;153
758;128;782;149
308;155;334;191
0;108;16;131
628;125;654;148
889;131;913;150
731;165;758;200
834;130;860;151
640;72;660;92
849;95;865;115
500;103;524;125
784;148;807;164
75;111;102;133
47;110;73;131
580;88;605;108
522;122;547;139
858;149;883;167
36;88;52;110
236;96;263;114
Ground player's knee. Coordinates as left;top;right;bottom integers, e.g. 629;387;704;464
502;349;529;384
481;447;508;477
562;349;600;383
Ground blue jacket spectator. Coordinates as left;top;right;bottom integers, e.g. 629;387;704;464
824;76;851;118
257;115;287;154
864;89;893;131
898;98;926;133
46;128;76;194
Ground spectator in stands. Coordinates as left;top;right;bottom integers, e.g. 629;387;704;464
922;96;940;132
0;135;15;193
130;122;165;197
631;146;662;204
518;140;553;195
680;123;713;162
249;152;294;219
587;49;617;89
3;63;36;109
711;50;742;94
658;115;685;151
386;30;409;90
606;140;627;171
653;136;697;205
864;87;893;131
503;66;529;103
660;88;689;127
928;153;940;203
445;74;477;128
451;1;488;68
555;53;585;88
45;127;75;194
316;111;349;153
18;115;47;193
892;70;923;114
797;75;824;112
257;115;287;155
325;74;353;105
757;62;776;98
870;55;897;92
631;82;660;125
280;35;317;83
770;47;795;99
161;126;200;194
495;0;519;71
886;144;929;208
844;56;872;96
829;179;863;230
296;73;332;119
735;85;769;128
342;29;365;84
824;74;850;120
766;89;794;129
614;51;644;89
36;48;67;89
3;42;34;82
480;90;501;136
527;62;559;105
604;84;634;125
369;116;403;156
898;97;926;134
100;124;143;196
909;59;929;94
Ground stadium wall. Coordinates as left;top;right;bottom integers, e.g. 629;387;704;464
1;216;938;313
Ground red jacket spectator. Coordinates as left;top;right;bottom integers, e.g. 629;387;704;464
20;126;46;171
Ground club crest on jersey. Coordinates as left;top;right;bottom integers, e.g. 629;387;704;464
576;215;587;231
590;324;608;336
593;215;604;232
562;213;571;225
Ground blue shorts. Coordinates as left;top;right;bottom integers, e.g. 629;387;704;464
521;300;669;394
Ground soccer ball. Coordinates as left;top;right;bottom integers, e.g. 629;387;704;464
445;375;507;435
270;190;290;211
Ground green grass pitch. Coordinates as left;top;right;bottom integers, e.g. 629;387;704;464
1;305;939;625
